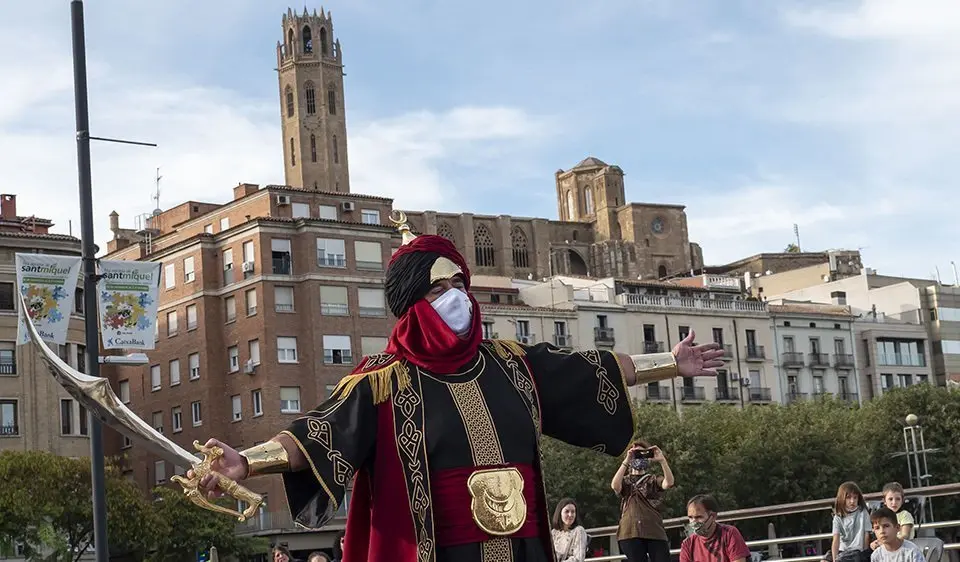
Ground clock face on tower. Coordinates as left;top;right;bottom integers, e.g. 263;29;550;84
302;115;321;131
651;217;665;234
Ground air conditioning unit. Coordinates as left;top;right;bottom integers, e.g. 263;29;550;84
244;360;256;375
276;195;291;205
341;201;355;212
241;261;255;273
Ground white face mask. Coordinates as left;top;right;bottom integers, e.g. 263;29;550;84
430;288;473;336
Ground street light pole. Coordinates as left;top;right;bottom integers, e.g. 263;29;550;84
69;2;109;561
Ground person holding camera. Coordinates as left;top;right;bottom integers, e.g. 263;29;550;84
611;441;675;562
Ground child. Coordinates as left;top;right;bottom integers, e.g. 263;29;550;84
881;482;915;540
869;507;925;562
826;482;872;562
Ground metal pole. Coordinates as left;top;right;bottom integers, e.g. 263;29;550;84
70;2;109;560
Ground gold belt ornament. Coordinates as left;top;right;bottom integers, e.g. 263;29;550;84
467;467;527;536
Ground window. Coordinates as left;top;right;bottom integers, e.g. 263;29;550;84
310;134;317;162
186;304;197;330
898;374;913;387
333;135;339;164
319;286;349;315
292;202;310;218
220;217;230;231
191;401;202;426
275;286;295;312
511;227;529;269
152;411;163;433
189;353;200;380
271;239;292;275
835;338;847;355
323;335;353;365
318;205;338;220
155;461;166;485
280;387;301;413
119;380;130;404
658;265;668;279
242;240;255;269
360;336;388;357
252;390;263;417
249;339;261;365
60;399;88;436
225;296;237;322
327;89;337;115
183;257;195;283
75;287;84;314
317;238;346;267
164;264;175;289
516;320;531;341
0;343;14;375
0;283;14;311
0;400;18;436
203;224;213;234
482;322;495;339
172;406;182;432
122;435;131;449
303;25;313;53
361;209;380;225
305;82;316;114
277;337;299;363
678;325;690;340
75;344;88;373
245;289;257;316
222;248;234;284
585;189;594;215
355;241;383;270
169;359;181;386
358;288;386;317
232;395;242;421
285;86;294;117
290;137;296;166
166;311;178;336
151;365;161;391
228;346;239;372
474;224;495;267
712;328;724;345
783;336;795;353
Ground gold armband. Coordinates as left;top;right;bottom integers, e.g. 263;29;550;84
239;440;290;478
629;352;678;384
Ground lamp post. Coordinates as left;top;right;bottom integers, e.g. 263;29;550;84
890;414;942;524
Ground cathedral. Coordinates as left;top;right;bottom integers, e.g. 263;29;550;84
278;8;702;281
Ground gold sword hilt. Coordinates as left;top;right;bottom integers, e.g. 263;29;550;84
170;440;263;522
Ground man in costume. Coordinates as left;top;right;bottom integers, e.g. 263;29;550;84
197;217;723;562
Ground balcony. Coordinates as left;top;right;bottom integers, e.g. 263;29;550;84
744;345;766;361
515;334;536;345
722;344;734;360
834;354;855;369
643;341;665;354
715;387;740;402
275;303;295;313
838;392;859;403
553;334;573;349
680;386;706;402
594;327;615;346
809;353;829;369
785;392;808;404
748;387;772;403
645;385;671;402
0;424;18;436
272;255;292;275
356;260;383;271
0;361;15;375
617;293;767;314
321;303;349;316
877;353;927;367
782;352;804;367
359;306;386;318
317;255;346;268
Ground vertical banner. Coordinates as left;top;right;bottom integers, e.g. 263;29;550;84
97;260;161;350
15;253;83;345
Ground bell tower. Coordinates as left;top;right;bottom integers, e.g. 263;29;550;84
277;7;350;192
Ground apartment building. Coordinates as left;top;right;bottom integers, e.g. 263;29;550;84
924;284;960;383
519;275;778;409
0;194;91;458
856;316;933;400
101;184;398;546
472;276;580;349
767;302;860;405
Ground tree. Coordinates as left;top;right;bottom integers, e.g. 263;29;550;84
784;243;801;253
0;451;154;561
146;487;267;562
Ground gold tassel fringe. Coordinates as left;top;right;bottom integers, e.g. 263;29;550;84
331;361;411;405
489;339;527;360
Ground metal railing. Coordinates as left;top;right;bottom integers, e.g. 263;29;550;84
782;352;804;367
834;353;855;368
584;482;960;561
745;345;766;360
809;353;829;367
714;387;740;402
644;341;665;354
594;327;615;345
679;386;706;402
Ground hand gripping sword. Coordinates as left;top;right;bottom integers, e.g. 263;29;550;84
18;292;263;522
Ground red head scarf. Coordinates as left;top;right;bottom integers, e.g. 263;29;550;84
383;235;482;373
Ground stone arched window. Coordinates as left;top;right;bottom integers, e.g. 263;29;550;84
304;81;316;115
332;135;339;164
327;90;337;115
302;26;313;53
287;29;295;54
474;224;495;267
319;27;329;55
284;86;294;118
310;134;317;162
511;226;529;269
566;191;575;220
437;221;456;244
658;264;668;279
585;189;594;215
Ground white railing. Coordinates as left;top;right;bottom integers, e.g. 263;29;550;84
702;275;742;290
616;293;767;313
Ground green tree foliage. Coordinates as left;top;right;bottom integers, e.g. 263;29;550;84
542;385;960;542
784;243;801;253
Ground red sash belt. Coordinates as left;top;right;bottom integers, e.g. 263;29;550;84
431;463;542;547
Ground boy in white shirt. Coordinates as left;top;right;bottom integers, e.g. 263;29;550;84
870;507;925;562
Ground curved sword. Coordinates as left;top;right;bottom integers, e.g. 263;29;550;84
18;291;263;522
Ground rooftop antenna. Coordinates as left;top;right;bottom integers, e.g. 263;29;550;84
951;261;959;286
152;167;162;216
793;223;801;252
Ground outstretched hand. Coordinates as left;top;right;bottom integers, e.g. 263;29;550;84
672;330;724;378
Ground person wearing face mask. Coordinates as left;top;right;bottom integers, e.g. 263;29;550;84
680;495;751;562
611;441;674;561
189;214;724;562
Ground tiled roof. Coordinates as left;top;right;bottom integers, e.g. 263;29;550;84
264;185;394;202
0;231;79;242
571;156;608;169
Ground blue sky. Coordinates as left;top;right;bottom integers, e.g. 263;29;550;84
2;0;958;280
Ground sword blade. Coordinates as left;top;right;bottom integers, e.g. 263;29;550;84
19;292;200;470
